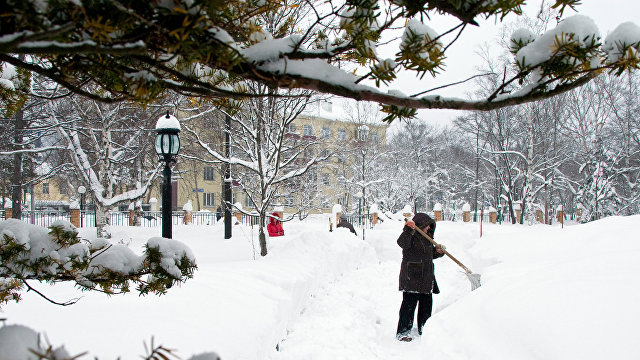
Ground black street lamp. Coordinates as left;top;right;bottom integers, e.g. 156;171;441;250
155;111;181;239
78;185;86;227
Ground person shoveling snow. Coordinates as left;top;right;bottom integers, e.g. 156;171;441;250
395;213;446;342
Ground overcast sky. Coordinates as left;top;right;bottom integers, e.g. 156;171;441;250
374;0;640;129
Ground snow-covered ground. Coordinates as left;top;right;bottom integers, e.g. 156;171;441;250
2;214;640;359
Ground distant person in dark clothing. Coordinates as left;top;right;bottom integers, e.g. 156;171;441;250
396;213;445;342
337;214;357;236
215;206;222;221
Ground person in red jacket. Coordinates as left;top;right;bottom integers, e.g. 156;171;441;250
267;212;284;237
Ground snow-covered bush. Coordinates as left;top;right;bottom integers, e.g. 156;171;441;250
0;323;219;360
0;219;197;307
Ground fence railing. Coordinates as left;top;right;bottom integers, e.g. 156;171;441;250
342;213;375;230
0;208;550;228
0;210;222;228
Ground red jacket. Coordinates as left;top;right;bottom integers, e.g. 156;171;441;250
267;213;284;237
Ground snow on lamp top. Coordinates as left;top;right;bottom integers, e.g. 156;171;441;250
433;203;443;211
462;203;471;212
401;204;412;213
332;204;342;214
155;112;180;131
369;203;379;214
557;205;564;212
183;200;193;212
155;112;181;157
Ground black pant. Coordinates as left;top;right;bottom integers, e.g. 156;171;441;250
396;292;433;336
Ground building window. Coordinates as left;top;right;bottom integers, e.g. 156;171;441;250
285;195;295;207
204;166;216;181
303;124;314;136
322;173;330;186
288;124;297;133
203;193;216;207
321;126;331;138
357;125;369;141
370;131;378;143
42;183;49;195
337;129;346;141
58;182;68;195
245;194;252;208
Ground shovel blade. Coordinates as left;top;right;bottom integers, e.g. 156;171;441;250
466;273;481;291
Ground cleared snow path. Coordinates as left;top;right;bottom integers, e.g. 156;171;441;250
269;221;480;359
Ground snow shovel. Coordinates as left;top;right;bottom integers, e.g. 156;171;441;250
404;218;481;291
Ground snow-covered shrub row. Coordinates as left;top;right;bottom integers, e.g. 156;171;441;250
0;219;197;306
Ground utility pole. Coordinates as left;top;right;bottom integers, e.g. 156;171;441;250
224;113;232;239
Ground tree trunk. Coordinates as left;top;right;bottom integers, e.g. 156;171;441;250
11;109;25;219
259;213;268;256
524;112;535;225
95;204;111;238
473;128;480;222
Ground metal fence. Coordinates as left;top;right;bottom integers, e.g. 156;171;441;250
0;208;545;228
0;210;73;228
342;213;376;230
0;209;266;228
0;210;222;228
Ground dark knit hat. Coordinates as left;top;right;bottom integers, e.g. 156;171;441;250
412;212;433;229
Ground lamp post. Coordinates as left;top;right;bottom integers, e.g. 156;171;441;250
154;111;181;239
224;113;232;239
78;185;86;227
355;191;363;215
356;190;364;240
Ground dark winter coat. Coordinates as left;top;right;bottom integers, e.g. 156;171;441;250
337;218;357;235
397;213;444;294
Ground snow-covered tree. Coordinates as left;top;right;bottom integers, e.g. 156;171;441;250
0;78;66;218
184;86;329;256
338;101;388;216
1;1;639;121
387;120;438;210
602;73;640;215
46;93;163;237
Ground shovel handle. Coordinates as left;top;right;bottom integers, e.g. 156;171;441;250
404;218;474;275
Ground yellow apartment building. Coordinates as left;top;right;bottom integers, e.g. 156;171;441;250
17;109;387;217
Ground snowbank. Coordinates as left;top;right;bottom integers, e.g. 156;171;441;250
4;215;640;360
3;221;374;359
